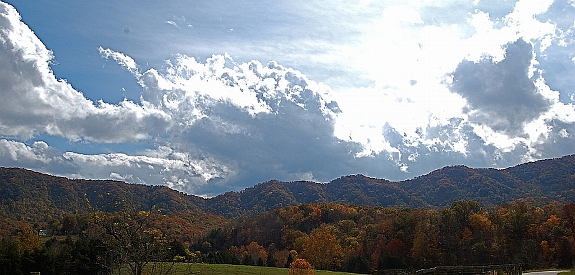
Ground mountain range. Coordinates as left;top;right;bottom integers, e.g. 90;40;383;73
1;154;574;220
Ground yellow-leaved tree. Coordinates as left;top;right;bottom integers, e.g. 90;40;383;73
301;225;343;270
15;226;42;253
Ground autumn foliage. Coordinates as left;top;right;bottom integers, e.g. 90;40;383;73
301;225;344;270
2;157;575;274
1;200;575;274
289;258;314;275
192;201;575;273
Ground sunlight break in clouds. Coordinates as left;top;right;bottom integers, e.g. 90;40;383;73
334;0;575;162
0;0;574;196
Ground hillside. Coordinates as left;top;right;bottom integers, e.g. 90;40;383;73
0;168;205;221
0;154;574;220
207;154;575;217
400;155;575;207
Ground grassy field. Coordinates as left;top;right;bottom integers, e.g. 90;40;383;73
120;263;360;275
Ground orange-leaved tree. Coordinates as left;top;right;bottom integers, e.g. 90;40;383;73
289;258;314;275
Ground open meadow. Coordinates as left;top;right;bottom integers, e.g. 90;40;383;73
117;263;360;275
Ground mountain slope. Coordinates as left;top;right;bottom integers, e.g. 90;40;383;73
398;166;530;207
0;154;574;220
0;168;205;221
206;154;575;217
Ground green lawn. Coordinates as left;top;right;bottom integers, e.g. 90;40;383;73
123;263;360;275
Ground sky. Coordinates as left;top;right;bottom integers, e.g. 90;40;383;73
0;0;574;197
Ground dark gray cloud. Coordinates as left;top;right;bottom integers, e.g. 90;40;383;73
2;0;575;197
532;119;575;159
135;54;363;195
449;39;552;136
367;118;534;181
177;101;363;195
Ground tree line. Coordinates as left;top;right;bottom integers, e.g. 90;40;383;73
0;200;574;274
0;209;199;275
193;201;575;273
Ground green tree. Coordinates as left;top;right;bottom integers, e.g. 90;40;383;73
410;214;440;268
266;250;277;267
0;239;22;275
61;215;78;235
20;247;55;275
92;209;169;275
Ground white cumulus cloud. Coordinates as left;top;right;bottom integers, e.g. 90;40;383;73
0;2;170;143
0;0;574;196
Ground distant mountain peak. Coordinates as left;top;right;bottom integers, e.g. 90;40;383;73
1;154;574;219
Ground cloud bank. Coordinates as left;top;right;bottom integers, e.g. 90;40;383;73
0;1;574;196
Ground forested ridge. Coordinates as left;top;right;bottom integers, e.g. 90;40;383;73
0;154;574;221
0;155;574;274
184;153;575;217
